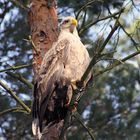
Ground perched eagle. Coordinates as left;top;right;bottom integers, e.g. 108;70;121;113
32;16;90;138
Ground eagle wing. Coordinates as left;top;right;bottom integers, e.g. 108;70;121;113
33;38;71;132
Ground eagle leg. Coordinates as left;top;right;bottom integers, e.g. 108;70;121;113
65;80;86;112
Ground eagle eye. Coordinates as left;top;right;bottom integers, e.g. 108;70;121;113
63;20;69;24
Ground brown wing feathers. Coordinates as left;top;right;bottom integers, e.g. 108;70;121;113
33;39;71;132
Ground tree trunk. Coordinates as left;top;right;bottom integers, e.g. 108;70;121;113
29;0;58;79
29;0;65;139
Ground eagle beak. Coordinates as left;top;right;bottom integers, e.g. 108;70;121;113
72;19;78;26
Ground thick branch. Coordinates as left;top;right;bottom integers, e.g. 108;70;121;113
0;64;32;73
81;18;119;82
6;72;33;89
0;81;31;113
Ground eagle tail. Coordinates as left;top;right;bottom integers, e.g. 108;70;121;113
32;119;42;139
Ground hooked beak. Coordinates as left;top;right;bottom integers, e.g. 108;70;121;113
72;19;78;26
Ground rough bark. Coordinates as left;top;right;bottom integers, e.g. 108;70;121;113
29;0;58;79
29;0;63;139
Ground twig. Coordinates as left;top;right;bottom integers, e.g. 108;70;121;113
76;0;103;19
0;81;31;113
0;64;32;73
6;72;33;89
29;36;39;54
79;8;124;35
81;17;120;82
9;0;28;11
94;49;140;77
0;107;28;117
73;112;95;140
118;21;139;50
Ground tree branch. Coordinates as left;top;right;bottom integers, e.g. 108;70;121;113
6;72;33;89
81;17;120;82
118;21;139;50
0;81;31;113
73;112;95;140
94;49;140;77
9;0;28;11
76;0;103;19
79;8;124;35
0;107;28;117
0;64;32;73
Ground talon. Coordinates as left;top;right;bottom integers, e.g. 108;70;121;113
71;80;78;90
71;80;86;91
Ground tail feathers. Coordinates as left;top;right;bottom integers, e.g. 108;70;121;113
32;119;42;139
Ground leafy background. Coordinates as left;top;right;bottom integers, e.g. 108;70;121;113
0;0;140;139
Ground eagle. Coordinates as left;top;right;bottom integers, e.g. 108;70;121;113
32;16;90;138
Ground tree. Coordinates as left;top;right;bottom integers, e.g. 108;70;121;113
0;0;140;139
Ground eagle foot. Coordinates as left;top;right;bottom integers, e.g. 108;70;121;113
71;80;86;93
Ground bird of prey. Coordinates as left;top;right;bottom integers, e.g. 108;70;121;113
32;16;90;138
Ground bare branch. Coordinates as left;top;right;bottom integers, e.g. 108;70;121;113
94;49;140;77
29;35;39;55
76;0;103;19
0;64;32;73
79;8;124;35
0;107;29;117
81;17;120;82
0;81;31;113
6;72;33;89
118;21;139;50
73;112;95;140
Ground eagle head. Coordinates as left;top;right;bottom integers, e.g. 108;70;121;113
60;16;78;33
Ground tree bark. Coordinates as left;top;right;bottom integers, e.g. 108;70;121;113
29;0;58;79
29;0;63;139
